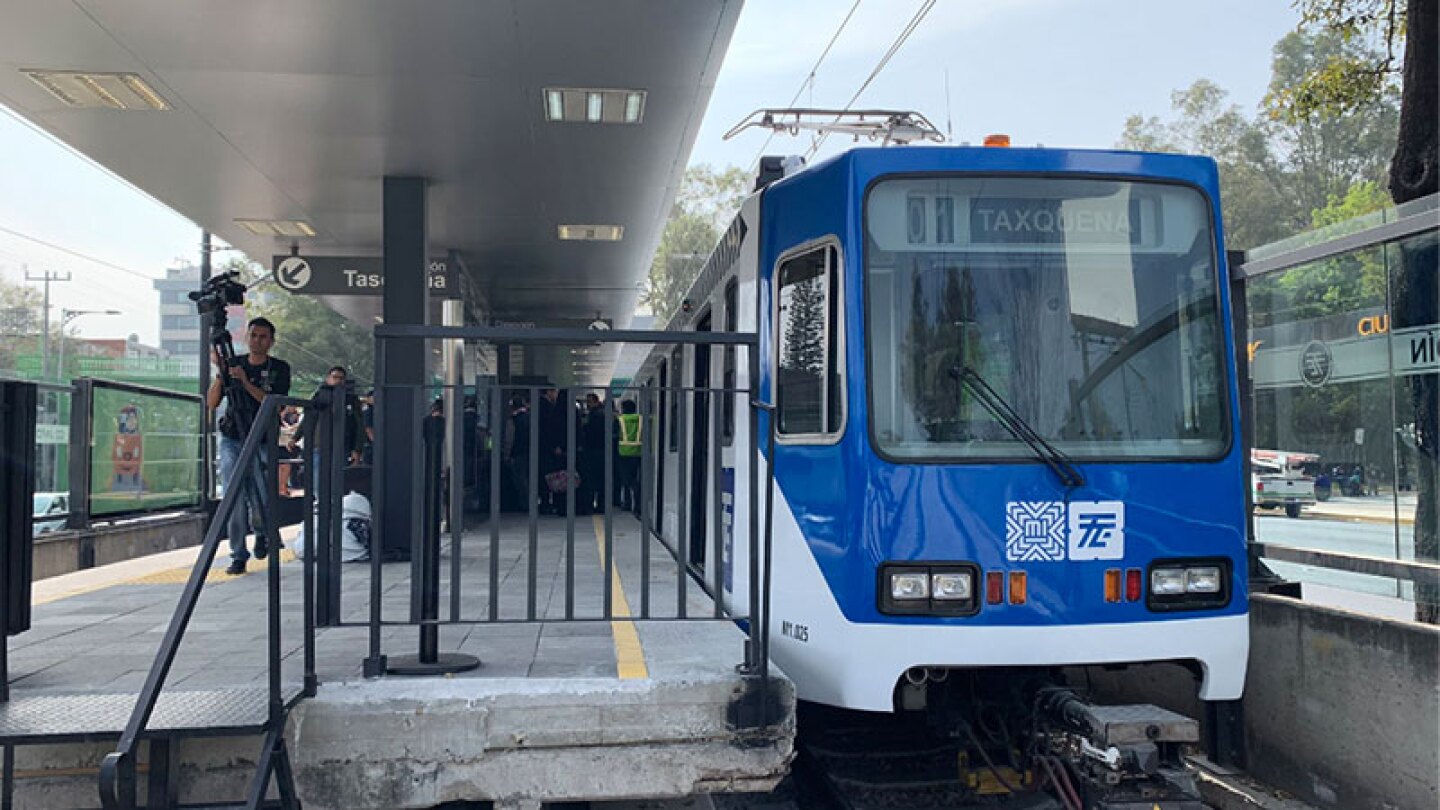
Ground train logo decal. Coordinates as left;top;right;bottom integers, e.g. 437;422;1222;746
1005;500;1127;561
1004;501;1066;561
1067;501;1126;561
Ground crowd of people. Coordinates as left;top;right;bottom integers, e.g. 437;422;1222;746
210;318;645;576
500;389;642;516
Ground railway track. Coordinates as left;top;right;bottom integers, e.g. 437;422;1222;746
779;702;1215;810
787;705;1064;810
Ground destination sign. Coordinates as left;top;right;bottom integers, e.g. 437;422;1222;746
271;255;459;299
969;197;1144;245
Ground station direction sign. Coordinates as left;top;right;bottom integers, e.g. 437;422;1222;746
271;255;459;299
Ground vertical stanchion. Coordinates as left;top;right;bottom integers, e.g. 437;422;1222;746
450;380;464;623
420;407;440;661
675;379;689;619
565;387;576;620
527;386;540;622
326;384;345;623
489;389;502;622
386;404;478;675
603;393;615;619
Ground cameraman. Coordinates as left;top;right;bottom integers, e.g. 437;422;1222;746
207;317;292;575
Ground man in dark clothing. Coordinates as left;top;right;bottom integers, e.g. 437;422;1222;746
292;367;365;490
577;393;607;514
506;395;532;511
207;317;291;575
535;388;569;514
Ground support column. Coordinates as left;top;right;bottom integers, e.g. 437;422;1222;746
380;177;429;559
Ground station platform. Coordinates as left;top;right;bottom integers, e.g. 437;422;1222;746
4;513;795;809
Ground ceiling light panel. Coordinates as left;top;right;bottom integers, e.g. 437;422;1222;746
23;70;171;111
557;225;624;242
542;88;646;124
235;218;317;238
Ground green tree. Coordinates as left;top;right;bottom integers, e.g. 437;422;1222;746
252;291;375;393
1117;30;1399;249
642;164;752;321
0;275;44;374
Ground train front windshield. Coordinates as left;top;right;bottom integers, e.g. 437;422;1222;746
865;176;1228;461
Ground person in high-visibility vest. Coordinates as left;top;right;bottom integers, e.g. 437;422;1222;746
616;399;642;514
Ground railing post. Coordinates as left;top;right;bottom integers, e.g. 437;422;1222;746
744;346;761;674
66;379;93;532
488;387;502;622
262;408;283;727
363;340;388;678
676;376;689;618
639;383;654;619
565;386;576;620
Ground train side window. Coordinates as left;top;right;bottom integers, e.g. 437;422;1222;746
775;243;843;438
722;278;738;446
669;347;682;451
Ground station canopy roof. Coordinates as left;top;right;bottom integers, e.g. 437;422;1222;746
0;0;742;328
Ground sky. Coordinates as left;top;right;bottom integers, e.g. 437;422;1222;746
0;0;1303;346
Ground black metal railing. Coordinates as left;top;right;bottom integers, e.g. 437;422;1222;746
352;325;776;717
96;385;345;809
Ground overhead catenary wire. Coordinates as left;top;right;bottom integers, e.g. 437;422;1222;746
805;0;938;161
0;222;161;283
747;0;864;173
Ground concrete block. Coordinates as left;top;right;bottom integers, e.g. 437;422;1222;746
1244;594;1438;810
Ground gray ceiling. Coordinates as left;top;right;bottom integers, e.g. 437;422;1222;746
0;0;742;327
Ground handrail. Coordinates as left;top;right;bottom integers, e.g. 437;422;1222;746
1252;541;1440;591
86;377;204;404
98;390;332;809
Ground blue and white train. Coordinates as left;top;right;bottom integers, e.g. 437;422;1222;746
638;143;1248;721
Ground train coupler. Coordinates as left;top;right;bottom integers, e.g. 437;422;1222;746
1037;688;1207;809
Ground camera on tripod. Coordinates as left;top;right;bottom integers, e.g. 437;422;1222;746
194;270;256;433
189;270;246;317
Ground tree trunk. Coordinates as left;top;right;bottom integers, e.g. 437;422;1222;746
1389;0;1438;623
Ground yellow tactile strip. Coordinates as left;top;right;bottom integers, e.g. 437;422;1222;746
126;549;298;585
593;515;649;680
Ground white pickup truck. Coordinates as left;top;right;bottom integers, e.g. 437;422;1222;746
1251;449;1317;519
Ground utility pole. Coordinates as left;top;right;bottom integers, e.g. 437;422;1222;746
24;266;72;379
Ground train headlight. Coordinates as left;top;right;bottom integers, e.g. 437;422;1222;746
1147;559;1232;611
879;563;979;616
932;572;973;601
890;572;929;600
1150;569;1187;595
1185;566;1223;594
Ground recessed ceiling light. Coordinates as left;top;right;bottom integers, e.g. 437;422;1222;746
557;224;624;242
624;92;645;124
23;69;172;111
235;218;317;238
541;87;647;124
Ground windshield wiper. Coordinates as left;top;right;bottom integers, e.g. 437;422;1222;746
948;365;1086;490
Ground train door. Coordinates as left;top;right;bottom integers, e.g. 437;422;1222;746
689;311;712;568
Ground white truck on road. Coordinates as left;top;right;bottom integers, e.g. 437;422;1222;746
1251;449;1317;519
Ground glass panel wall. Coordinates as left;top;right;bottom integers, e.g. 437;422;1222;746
1246;215;1438;619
